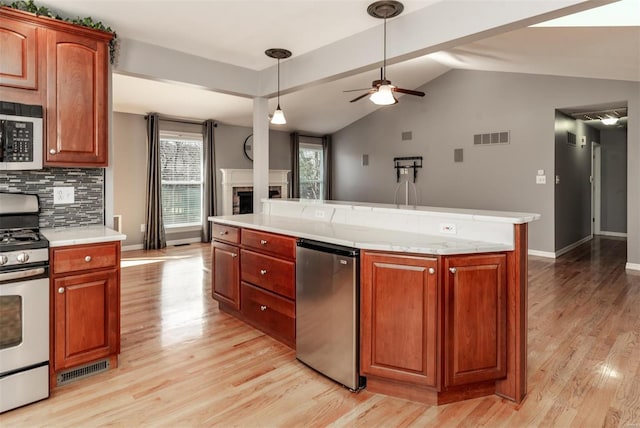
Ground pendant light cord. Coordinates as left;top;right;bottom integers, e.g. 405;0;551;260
383;17;387;80
277;58;281;107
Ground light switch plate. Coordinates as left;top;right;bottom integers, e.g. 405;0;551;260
53;187;74;204
536;175;546;184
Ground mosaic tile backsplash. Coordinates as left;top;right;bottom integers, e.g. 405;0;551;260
0;168;104;228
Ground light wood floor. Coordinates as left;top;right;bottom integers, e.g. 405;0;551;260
2;237;639;427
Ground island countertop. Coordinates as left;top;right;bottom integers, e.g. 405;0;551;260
209;199;540;255
42;225;126;247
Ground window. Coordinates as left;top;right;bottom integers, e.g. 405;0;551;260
299;141;324;199
160;132;203;227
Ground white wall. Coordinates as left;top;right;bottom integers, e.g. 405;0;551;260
332;69;640;259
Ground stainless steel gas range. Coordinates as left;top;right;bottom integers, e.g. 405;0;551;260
0;192;50;413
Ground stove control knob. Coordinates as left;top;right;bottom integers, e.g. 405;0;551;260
0;255;8;265
16;252;30;263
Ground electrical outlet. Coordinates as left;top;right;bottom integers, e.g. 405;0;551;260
140;223;146;233
53;187;74;204
536;175;546;184
439;223;457;234
314;210;325;218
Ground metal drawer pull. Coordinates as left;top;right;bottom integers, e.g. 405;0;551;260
219;231;228;235
449;267;457;274
231;253;238;258
260;269;267;275
260;305;267;311
58;287;65;294
85;255;92;262
428;267;435;275
260;239;268;245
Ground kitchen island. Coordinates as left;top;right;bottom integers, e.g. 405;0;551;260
209;199;539;405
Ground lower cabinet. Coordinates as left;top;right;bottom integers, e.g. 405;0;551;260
50;241;121;385
211;241;240;310
53;269;118;370
443;254;507;387
361;252;438;387
241;282;295;347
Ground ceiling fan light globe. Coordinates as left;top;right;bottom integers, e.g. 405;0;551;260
370;84;397;105
601;117;618;125
271;107;287;125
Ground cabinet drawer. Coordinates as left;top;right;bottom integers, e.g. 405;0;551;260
241;229;295;259
212;223;240;244
240;249;295;299
51;242;118;274
241;282;294;347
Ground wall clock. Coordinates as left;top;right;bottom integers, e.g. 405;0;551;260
243;134;253;162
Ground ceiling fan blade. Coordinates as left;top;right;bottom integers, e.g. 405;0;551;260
343;88;373;93
393;87;426;97
350;92;373;103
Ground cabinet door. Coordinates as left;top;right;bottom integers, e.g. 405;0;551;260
361;252;438;387
45;29;108;166
212;241;240;310
0;17;38;90
443;254;507;387
54;269;118;370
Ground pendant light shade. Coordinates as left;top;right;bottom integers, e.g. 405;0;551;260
265;48;292;125
370;84;397;105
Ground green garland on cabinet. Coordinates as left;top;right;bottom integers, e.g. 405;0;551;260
1;0;118;64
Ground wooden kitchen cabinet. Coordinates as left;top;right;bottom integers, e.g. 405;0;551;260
0;7;112;167
212;241;241;310
443;253;507;387
361;252;439;389
50;241;121;385
45;28;109;166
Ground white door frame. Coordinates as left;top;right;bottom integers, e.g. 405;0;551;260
591;141;601;235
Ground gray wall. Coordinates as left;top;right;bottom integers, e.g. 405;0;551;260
553;112;596;251
0;168;104;228
600;128;628;233
112;112;290;247
332;69;640;257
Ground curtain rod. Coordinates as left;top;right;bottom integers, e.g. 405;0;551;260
145;114;217;127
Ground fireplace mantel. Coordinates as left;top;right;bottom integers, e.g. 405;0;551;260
220;169;289;216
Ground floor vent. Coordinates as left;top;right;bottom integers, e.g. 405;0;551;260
57;359;110;386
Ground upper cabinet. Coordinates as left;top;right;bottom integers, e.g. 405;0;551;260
45;30;108;166
0;16;38;90
0;7;112;167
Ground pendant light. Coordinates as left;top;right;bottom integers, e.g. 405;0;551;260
265;48;292;125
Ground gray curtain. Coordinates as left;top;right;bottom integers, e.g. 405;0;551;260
290;132;300;198
143;113;166;250
322;135;332;200
202;120;217;242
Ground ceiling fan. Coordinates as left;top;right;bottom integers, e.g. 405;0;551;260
345;1;425;105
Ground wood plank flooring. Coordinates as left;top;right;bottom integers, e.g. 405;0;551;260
2;236;639;427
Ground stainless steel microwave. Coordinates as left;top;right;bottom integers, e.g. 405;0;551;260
0;101;44;170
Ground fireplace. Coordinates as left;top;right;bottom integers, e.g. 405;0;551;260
220;169;289;216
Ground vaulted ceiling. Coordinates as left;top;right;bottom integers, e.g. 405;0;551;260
41;0;640;134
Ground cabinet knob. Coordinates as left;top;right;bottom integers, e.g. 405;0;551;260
260;305;267;311
58;287;65;294
260;239;268;245
84;255;92;262
219;231;228;235
428;267;435;275
260;269;267;275
449;267;457;274
231;253;238;258
49;149;56;155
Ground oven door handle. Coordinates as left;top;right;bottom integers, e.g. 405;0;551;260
0;267;46;282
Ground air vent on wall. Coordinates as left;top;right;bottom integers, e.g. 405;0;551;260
567;131;576;146
473;131;510;146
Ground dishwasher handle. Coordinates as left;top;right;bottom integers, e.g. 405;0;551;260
296;238;359;257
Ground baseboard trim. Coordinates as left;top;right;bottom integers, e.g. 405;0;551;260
626;263;640;271
597;231;627;238
528;250;556;258
168;237;201;246
122;244;144;252
555;235;593;258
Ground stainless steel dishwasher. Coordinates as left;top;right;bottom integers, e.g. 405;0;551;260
296;238;364;391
